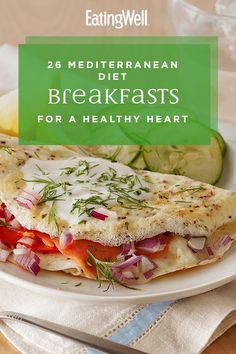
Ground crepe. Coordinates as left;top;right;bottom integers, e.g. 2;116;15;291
0;133;236;285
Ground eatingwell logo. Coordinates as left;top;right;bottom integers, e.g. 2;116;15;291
85;9;149;29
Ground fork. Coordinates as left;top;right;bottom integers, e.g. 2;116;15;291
0;311;146;354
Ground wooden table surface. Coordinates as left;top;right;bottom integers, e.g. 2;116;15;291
1;324;236;354
0;0;235;353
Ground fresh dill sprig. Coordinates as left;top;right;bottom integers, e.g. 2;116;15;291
26;177;71;204
26;158;151;227
35;164;49;176
86;250;139;291
71;195;113;217
174;186;205;195
86;250;115;291
108;184;148;209
60;166;77;176
60;160;99;177
71;169;150;215
77;160;99;177
48;200;61;235
75;282;82;287
97;167;144;190
95;168;150;210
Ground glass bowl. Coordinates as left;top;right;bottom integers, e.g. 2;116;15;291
167;0;236;70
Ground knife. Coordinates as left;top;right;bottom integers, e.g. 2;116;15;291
0;311;147;354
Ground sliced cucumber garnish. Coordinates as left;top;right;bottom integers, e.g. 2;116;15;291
143;135;223;184
81;145;140;165
212;131;227;156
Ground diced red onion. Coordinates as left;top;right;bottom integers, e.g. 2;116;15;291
15;190;39;210
140;256;157;273
136;234;168;253
121;242;135;256
0;249;11;262
218;235;232;247
15;197;33;209
111;268;136;282
111;255;157;283
16;243;27;249
59;231;73;248
13;248;31;256
4;208;14;222
28;258;40;275
122;271;135;279
0;238;11;262
90;210;108;221
0;204;14;222
9;218;21;229
111;254;142;270
15;243;40;263
111;268;123;282
15;249;40;275
95;208;117;219
18;237;34;246
32;253;40;264
187;237;206;252
21;190;39;203
206;246;214;257
143;270;154;280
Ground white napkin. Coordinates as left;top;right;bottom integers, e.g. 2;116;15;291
1;279;236;354
1;44;236;354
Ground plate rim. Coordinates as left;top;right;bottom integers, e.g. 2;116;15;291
1;264;236;303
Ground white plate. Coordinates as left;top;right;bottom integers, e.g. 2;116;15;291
0;121;235;304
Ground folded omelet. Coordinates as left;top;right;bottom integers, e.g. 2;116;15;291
0;133;235;287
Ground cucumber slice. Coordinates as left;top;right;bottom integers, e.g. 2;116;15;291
143;136;223;184
80;145;140;165
213;131;227;156
129;153;146;170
